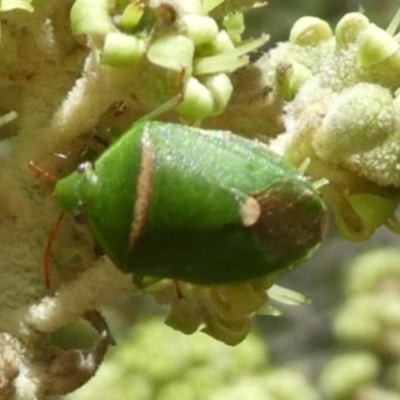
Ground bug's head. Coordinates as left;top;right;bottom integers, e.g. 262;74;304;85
54;162;98;214
54;172;82;214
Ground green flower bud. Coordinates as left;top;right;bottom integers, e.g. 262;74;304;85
147;34;195;71
174;76;214;119
335;12;369;47
264;369;319;400
157;382;201;400
223;12;245;43
377;291;400;328
202;31;235;55
319;352;380;399
201;73;233;116
313;83;395;162
102;33;145;66
357;23;399;67
334;291;400;355
196;30;235;57
334;297;381;345
181;14;219;46
165;297;203;335
209;376;269;400
70;0;114;36
335;211;372;242
201;315;251;346
334;193;397;241
345;193;397;231
290;16;332;46
118;1;145;32
209;282;267;318
1;0;33;12
278;61;313;101
174;0;202;14
347;133;400;187
346;248;400;293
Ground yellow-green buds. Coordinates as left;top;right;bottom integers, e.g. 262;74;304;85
335;193;398;241
147;35;195;71
70;0;268;121
319;352;379;399
289;16;332;46
196;30;235;56
174;77;214;119
200;73;233;115
278;62;313;101
102;33;145;67
1;0;33;12
180;15;219;45
357;23;400;67
335;12;369;47
70;0;114;36
118;1;145;32
265;10;400;242
313;83;395;162
345;247;400;293
333;248;400;356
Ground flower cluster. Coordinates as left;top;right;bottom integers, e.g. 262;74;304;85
149;277;306;345
258;12;400;240
70;0;267;121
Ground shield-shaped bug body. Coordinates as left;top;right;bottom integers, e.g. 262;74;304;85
54;121;327;285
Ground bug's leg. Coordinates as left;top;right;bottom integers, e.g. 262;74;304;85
83;310;116;345
29;161;65;289
29;161;58;184
35;310;115;396
43;212;65;289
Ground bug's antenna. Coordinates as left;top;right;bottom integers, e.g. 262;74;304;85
29;161;62;288
29;161;58;184
44;212;65;289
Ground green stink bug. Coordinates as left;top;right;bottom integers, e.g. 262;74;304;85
52;121;327;287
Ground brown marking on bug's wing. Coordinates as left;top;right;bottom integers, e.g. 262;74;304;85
129;131;154;248
252;180;327;259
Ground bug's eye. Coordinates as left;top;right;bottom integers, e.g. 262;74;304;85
73;211;86;224
76;161;91;173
